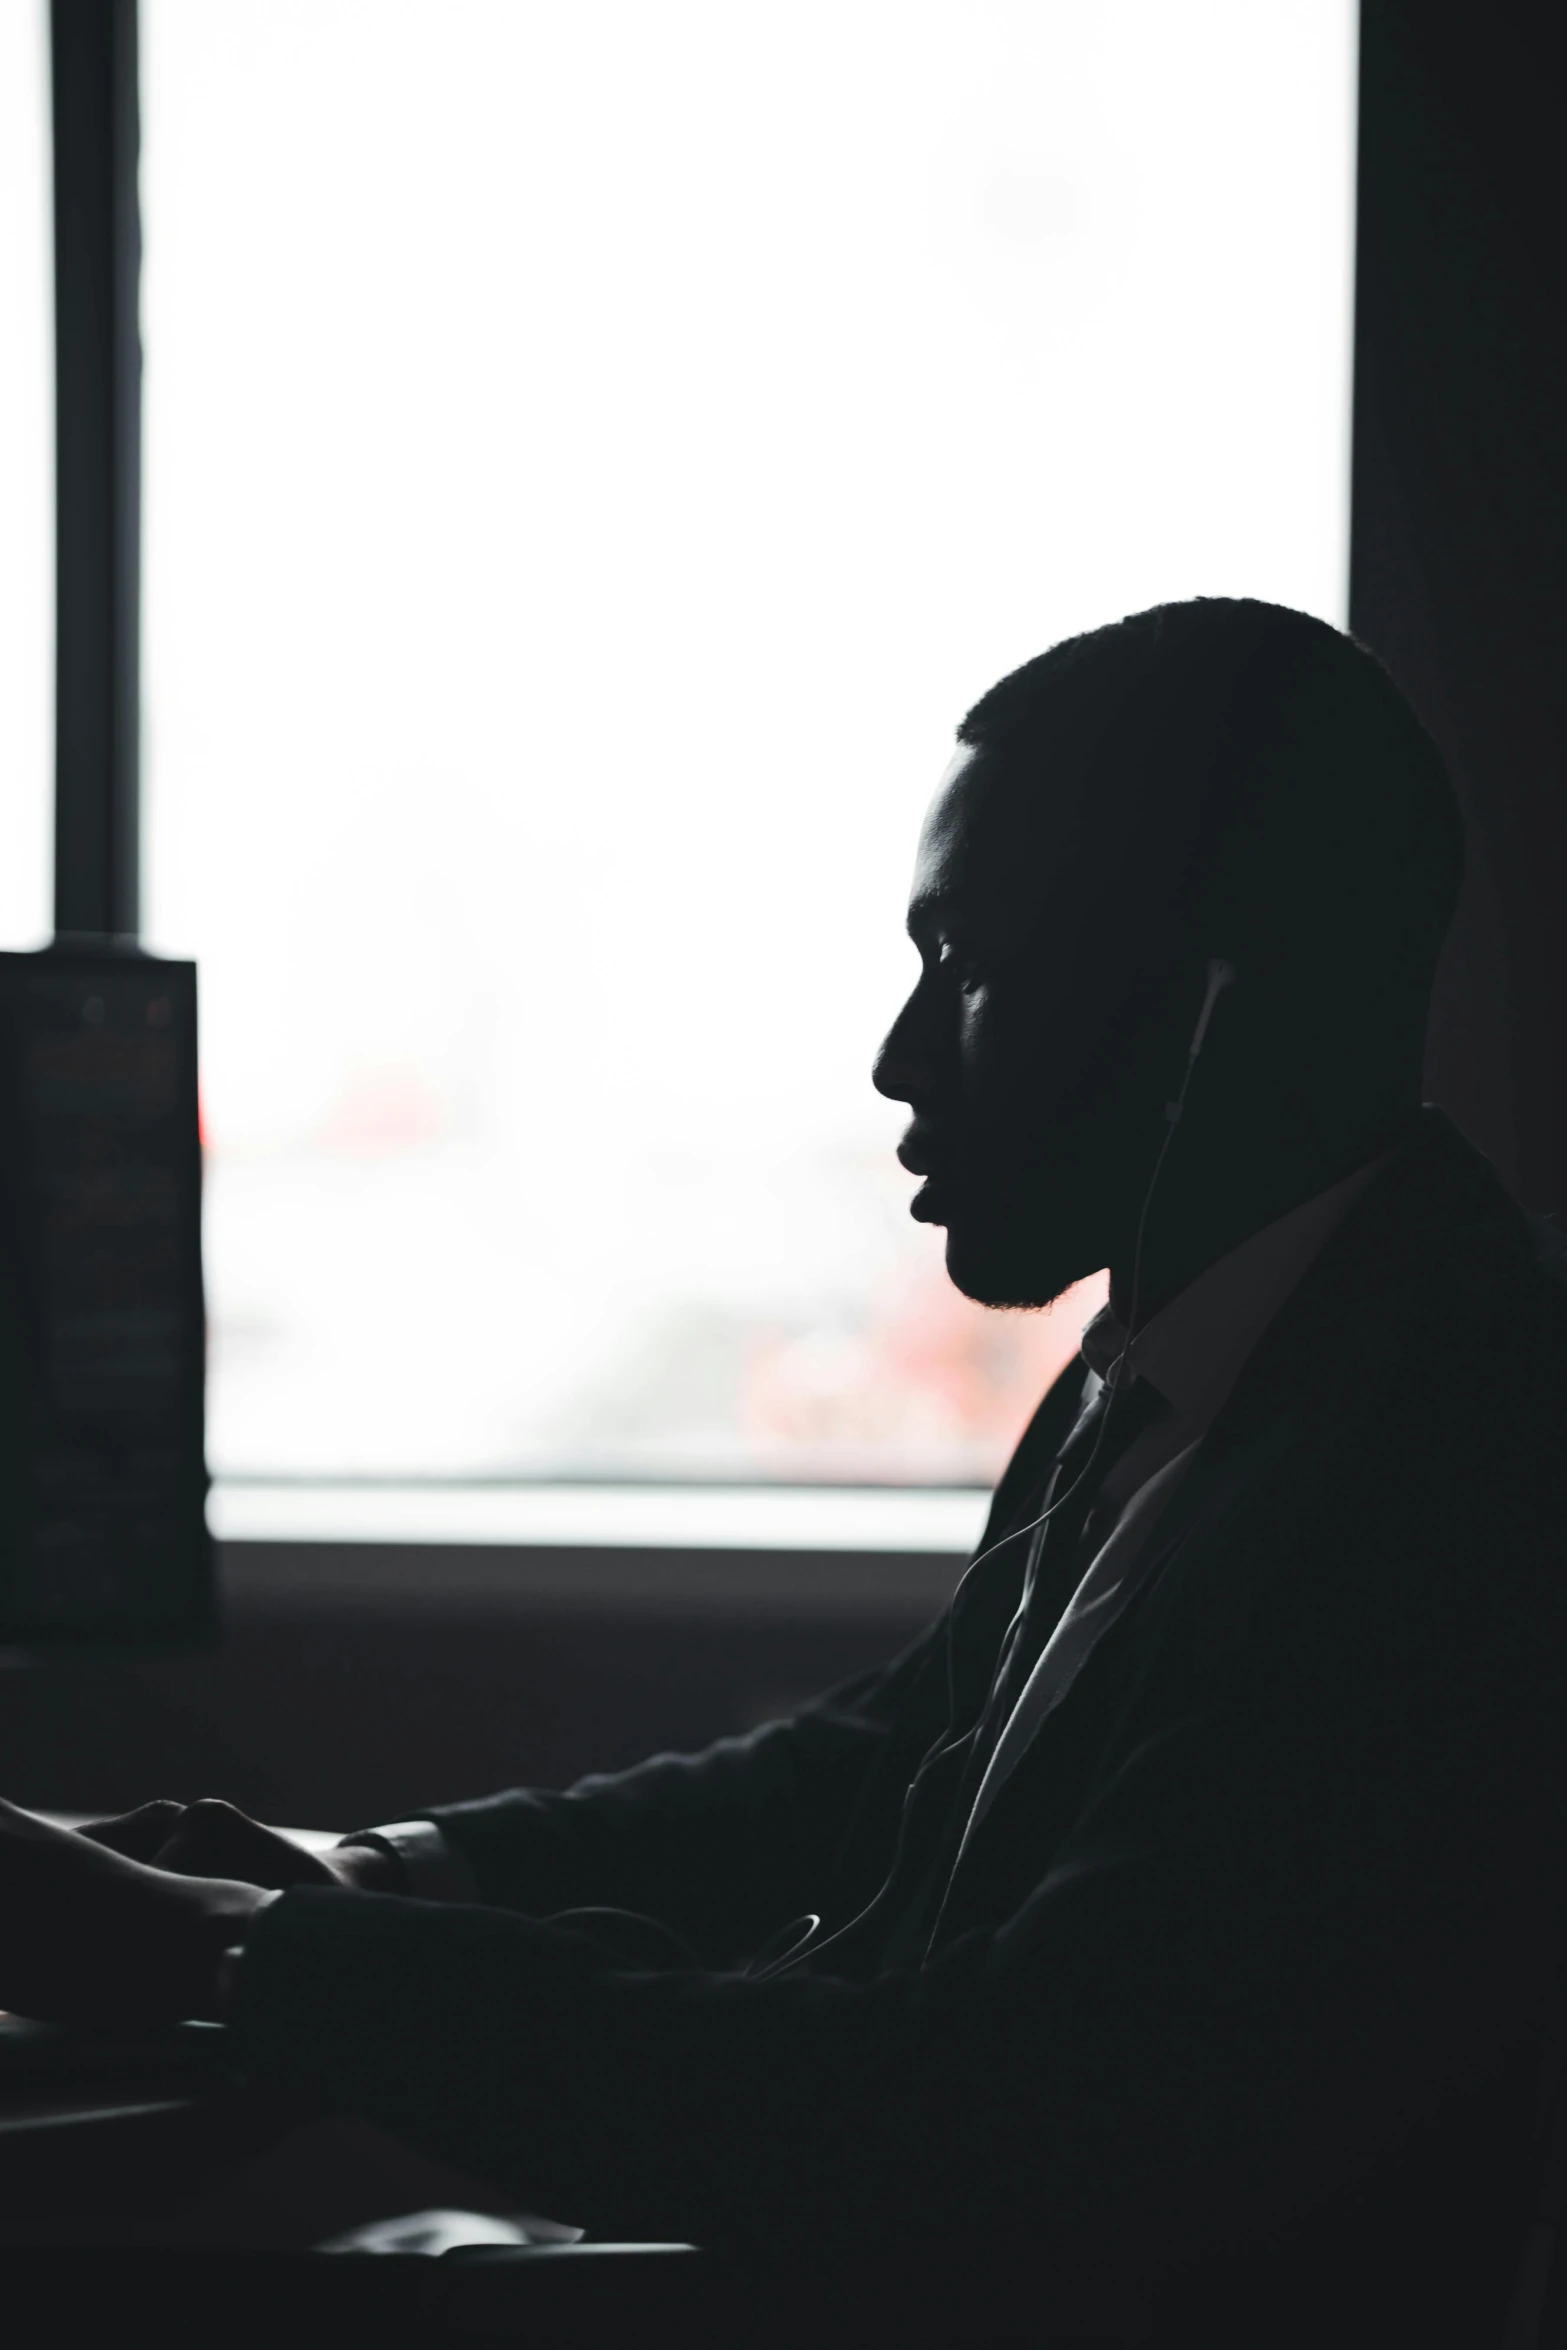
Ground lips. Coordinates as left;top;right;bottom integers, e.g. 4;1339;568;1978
900;1131;957;1224
909;1175;950;1223
896;1121;951;1181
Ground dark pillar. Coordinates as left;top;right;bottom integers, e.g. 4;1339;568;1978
1350;0;1567;1214
51;0;141;943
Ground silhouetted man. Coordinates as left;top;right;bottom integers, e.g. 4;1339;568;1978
5;598;1566;2346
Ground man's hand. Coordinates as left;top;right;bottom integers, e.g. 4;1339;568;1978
0;1797;271;2025
80;1799;403;1893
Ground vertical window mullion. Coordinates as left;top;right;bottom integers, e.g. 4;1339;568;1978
51;0;141;944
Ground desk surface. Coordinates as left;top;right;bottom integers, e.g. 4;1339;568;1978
0;2071;280;2243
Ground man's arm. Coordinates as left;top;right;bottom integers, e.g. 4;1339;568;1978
82;1799;412;1895
75;1619;955;1960
87;1373;1090;1930
413;1622;952;1955
409;1368;1089;1942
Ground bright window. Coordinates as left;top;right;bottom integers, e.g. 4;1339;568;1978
141;0;1356;1486
0;0;53;955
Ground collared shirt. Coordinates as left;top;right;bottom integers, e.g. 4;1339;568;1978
957;1151;1386;1849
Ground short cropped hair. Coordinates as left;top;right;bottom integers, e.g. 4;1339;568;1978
958;599;1464;995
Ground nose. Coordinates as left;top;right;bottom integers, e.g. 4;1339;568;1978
872;978;941;1106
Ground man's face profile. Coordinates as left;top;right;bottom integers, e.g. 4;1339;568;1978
873;735;1169;1312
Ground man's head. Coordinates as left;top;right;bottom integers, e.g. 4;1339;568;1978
872;598;1464;1312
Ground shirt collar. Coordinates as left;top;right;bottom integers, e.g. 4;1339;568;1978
1078;1153;1388;1424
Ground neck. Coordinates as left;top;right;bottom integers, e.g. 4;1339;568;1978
1105;1105;1409;1329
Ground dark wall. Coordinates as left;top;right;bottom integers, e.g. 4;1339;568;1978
0;1545;951;1824
1352;0;1567;1214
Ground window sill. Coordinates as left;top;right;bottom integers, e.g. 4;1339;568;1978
211;1480;987;1555
210;1483;984;1616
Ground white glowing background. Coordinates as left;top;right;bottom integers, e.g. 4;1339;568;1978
140;0;1357;1483
0;1;52;954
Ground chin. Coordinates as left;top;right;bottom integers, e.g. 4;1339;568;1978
942;1216;1094;1313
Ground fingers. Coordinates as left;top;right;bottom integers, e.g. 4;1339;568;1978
79;1799;187;1859
26;1793;336;1893
152;1797;267;1877
0;1795;268;2028
151;1797;337;1890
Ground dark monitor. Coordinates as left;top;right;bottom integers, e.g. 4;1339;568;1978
0;946;213;1645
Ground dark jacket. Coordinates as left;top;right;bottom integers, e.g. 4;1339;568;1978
232;1111;1567;2343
